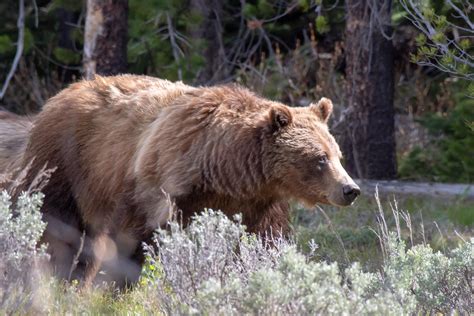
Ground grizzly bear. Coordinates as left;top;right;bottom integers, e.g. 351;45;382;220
0;75;360;287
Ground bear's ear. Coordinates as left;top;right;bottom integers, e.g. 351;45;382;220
310;97;333;123
269;105;293;132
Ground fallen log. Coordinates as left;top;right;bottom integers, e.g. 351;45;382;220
355;179;474;200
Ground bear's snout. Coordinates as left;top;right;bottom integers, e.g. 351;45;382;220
342;183;361;204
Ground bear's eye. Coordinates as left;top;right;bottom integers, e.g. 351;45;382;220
318;155;329;165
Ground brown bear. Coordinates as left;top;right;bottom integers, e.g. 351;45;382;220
0;75;360;287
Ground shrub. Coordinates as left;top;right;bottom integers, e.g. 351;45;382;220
143;209;473;315
0;175;471;314
383;233;472;314
0;168;474;315
0;190;48;313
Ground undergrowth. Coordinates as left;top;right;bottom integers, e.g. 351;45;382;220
0;190;472;315
398;89;474;183
0;191;48;313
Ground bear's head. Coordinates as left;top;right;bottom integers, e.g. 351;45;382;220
264;97;360;207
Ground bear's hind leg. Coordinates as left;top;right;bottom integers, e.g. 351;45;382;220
79;229;113;288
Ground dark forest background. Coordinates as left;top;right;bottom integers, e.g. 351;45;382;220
0;0;472;183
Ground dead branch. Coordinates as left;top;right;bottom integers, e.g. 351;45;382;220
446;0;473;30
166;13;183;81
68;230;86;282
0;0;25;100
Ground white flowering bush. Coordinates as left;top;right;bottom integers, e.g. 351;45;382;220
143;210;473;315
0;190;48;313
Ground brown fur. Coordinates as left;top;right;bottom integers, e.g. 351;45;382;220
0;110;33;171
1;75;358;286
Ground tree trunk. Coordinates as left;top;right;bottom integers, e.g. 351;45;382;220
342;0;397;179
83;0;128;79
189;0;227;84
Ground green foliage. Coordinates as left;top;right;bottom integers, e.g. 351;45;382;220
257;0;274;17
242;1;275;19
398;147;436;180
0;35;12;54
0;0;83;107
415;33;427;46
127;0;206;81
53;47;81;64
298;0;310;12
315;15;330;34
399;90;474;183
48;0;83;11
403;0;474;81
243;3;258;18
446;203;474;227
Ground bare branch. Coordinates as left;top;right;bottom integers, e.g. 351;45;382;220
166;13;183;81
31;0;38;27
0;0;25;100
261;1;300;23
68;230;86;281
446;0;474;30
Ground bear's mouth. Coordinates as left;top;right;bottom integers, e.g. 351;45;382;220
301;194;330;207
327;196;357;207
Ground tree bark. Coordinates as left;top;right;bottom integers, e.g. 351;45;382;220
83;0;128;79
189;0;227;84
342;0;397;179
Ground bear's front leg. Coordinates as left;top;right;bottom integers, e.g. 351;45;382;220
244;201;291;239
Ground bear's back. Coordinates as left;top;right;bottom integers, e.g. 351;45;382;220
22;75;195;226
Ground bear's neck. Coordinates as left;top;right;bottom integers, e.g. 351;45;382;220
196;123;274;200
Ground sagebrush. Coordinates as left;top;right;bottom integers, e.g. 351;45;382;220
0;191;472;315
0;191;48;313
143;208;472;315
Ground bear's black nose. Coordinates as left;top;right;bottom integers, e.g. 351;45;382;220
342;184;361;203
